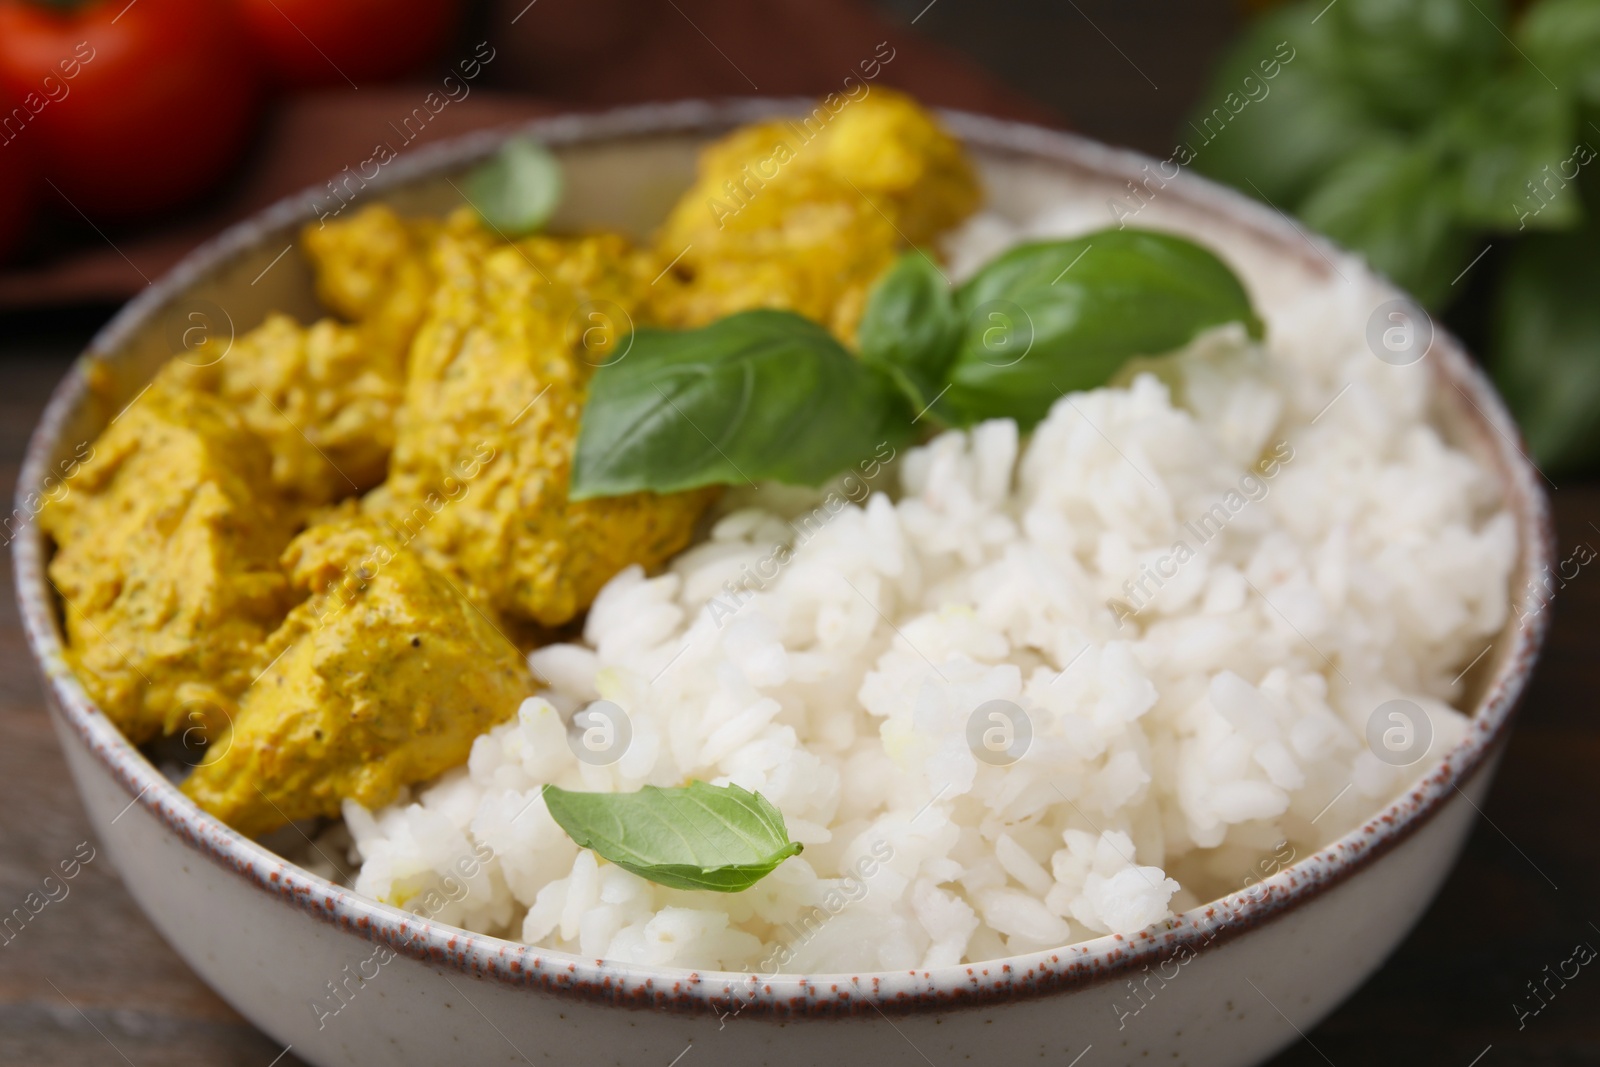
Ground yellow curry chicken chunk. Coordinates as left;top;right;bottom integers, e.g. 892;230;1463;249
38;371;297;744
370;220;715;628
168;315;403;504
165;207;443;505
182;514;533;837
654;88;979;339
302;204;440;363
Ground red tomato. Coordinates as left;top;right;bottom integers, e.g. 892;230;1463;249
0;0;261;222
234;0;463;89
0;84;39;261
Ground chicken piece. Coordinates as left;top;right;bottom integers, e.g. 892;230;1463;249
301;204;441;364
167;314;404;504
182;514;534;837
653;89;980;340
38;370;298;744
370;223;716;627
160;207;450;505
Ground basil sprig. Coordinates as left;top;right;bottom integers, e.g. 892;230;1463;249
569;228;1262;499
543;781;804;892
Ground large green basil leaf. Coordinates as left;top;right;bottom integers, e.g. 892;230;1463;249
570;310;913;499
857;250;962;412
937;230;1263;430
1437;73;1581;232
1299;139;1474;307
1491;223;1600;472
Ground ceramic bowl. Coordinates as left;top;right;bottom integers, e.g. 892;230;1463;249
14;100;1553;1067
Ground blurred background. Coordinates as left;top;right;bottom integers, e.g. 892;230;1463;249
4;0;1599;473
1;0;1596;1063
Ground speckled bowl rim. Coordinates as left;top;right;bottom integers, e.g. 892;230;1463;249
13;98;1554;1019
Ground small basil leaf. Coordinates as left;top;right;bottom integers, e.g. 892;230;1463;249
1436;73;1581;232
465;137;563;237
1491;222;1600;473
857;250;962;412
543;781;804;893
938;230;1263;430
570;310;914;499
1299;139;1474;307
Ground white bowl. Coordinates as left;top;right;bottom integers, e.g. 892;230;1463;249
14;100;1553;1067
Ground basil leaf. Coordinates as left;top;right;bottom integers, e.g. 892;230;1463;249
465;137;563;237
857;250;961;412
570;310;913;499
1437;73;1581;232
1299;139;1474;307
543;781;804;893
938;230;1263;430
1491;223;1600;472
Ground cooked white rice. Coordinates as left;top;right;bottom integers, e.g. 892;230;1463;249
338;203;1516;974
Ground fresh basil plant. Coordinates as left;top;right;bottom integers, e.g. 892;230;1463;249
1193;0;1600;470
